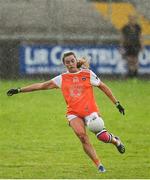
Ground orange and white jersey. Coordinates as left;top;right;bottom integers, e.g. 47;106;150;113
52;69;101;118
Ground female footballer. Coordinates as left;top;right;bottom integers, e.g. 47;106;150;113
7;51;125;173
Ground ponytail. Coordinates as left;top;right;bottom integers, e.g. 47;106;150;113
77;57;90;69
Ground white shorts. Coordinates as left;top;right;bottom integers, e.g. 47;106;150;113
67;112;105;133
67;112;100;122
67;114;78;121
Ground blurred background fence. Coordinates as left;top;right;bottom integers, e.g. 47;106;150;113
0;0;150;79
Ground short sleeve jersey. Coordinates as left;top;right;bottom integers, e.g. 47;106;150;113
52;70;101;88
52;69;101;117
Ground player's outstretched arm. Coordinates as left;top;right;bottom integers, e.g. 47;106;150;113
7;80;57;96
98;81;125;115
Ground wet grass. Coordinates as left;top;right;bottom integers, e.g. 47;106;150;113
0;78;150;178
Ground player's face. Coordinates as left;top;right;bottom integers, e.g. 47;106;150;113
64;55;78;73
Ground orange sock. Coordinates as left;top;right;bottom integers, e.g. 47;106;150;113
93;159;101;167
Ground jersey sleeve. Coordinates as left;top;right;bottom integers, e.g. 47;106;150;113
90;70;101;86
51;75;62;88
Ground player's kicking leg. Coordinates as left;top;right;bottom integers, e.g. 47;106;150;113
111;134;125;154
84;113;125;154
96;130;125;154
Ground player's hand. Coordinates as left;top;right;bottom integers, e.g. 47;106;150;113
7;88;21;96
115;101;125;115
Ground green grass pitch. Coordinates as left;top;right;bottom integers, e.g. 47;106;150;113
0;78;150;178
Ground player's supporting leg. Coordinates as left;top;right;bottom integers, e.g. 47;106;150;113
70;117;106;173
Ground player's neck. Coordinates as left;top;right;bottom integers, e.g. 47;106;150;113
68;68;80;73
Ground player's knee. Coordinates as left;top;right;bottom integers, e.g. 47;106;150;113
84;113;112;143
86;115;104;133
77;133;89;144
